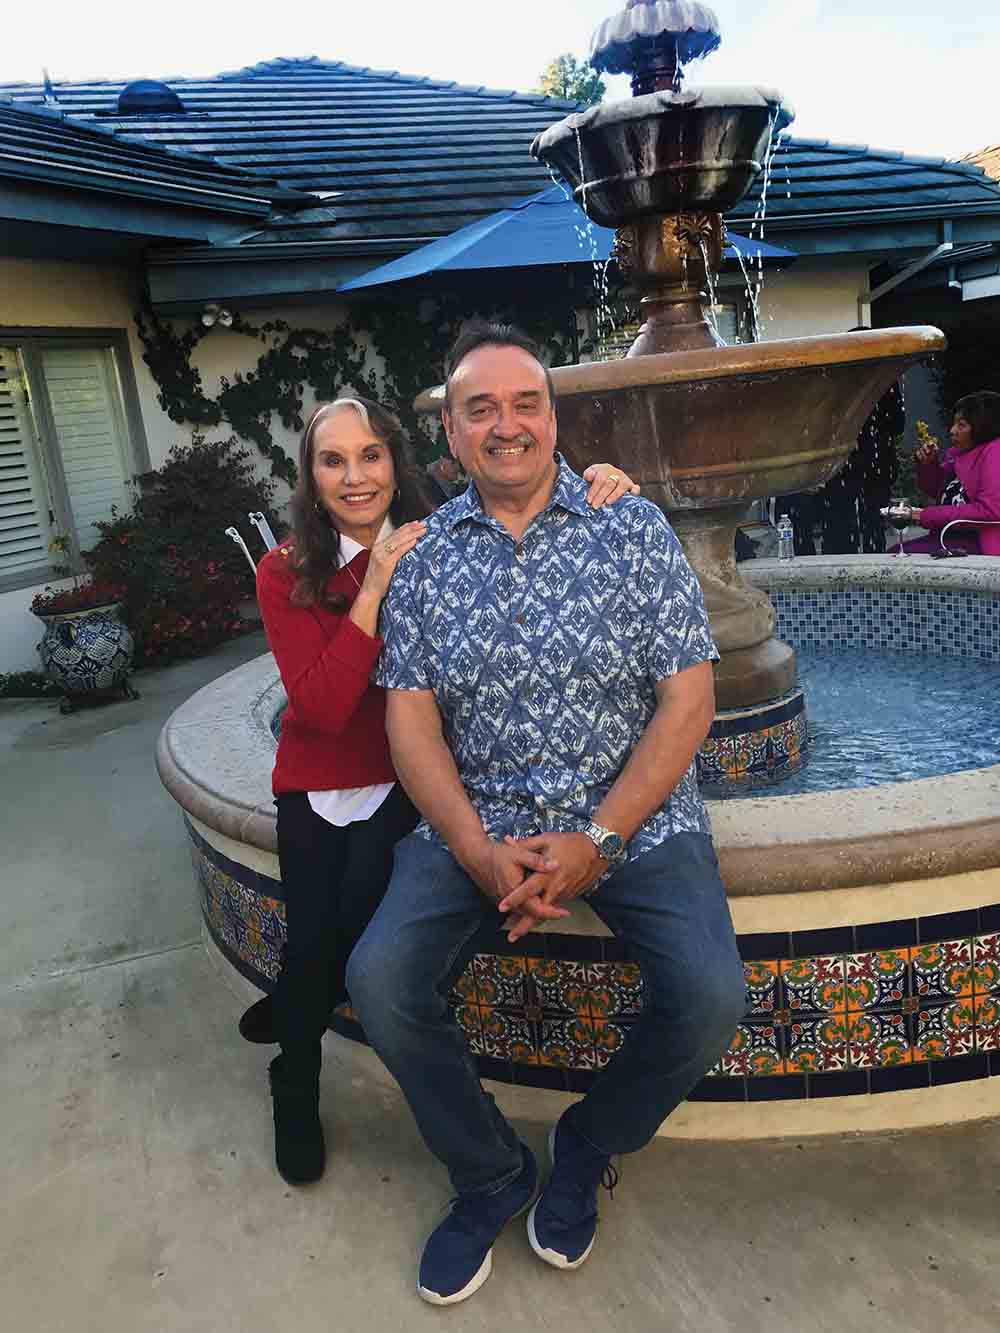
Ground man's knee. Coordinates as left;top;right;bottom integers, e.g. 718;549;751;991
694;957;749;1038
346;918;442;1039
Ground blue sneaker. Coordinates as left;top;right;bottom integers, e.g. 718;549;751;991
418;1145;538;1306
527;1115;617;1270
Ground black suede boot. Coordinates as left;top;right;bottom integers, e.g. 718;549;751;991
239;994;277;1044
268;1055;325;1185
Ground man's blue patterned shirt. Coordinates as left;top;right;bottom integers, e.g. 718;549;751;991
376;457;717;859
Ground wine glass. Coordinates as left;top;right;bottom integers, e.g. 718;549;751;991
885;497;912;557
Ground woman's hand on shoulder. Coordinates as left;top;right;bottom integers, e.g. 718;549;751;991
582;463;641;508
360;521;427;601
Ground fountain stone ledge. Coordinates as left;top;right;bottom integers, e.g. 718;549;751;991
157;555;1000;1139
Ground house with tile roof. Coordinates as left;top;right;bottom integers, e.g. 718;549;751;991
2;56;1000;670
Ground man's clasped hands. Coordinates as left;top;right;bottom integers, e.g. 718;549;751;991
460;831;608;942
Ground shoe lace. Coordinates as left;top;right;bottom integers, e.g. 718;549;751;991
601;1161;619;1201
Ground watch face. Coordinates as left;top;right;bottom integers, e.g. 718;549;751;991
600;832;625;860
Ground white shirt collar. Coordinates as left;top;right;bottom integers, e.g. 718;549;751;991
339;515;395;565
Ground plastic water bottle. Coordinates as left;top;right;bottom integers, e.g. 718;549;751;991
777;514;795;561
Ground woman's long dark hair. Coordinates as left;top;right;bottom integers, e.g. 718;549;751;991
289;394;434;609
954;391;1000;448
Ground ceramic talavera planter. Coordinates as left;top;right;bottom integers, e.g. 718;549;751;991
35;602;138;713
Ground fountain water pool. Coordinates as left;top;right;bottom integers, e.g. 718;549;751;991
706;649;1000;796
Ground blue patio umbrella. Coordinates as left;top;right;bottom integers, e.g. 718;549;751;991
338;186;795;291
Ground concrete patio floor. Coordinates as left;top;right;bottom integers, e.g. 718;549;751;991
2;633;998;1333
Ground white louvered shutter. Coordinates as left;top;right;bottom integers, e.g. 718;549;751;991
41;346;131;550
0;346;53;580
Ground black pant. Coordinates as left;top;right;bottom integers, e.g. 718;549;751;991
272;785;418;1076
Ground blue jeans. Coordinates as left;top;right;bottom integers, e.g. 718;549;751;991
346;831;746;1197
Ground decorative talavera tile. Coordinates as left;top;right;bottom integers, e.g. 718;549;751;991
911;939;974;1002
451;967;479;1007
720;1021;783;1077
973;995;1000;1051
913;998;976;1061
454;1002;483;1050
744;960;781;1017
479;1008;530;1062
846;1010;911;1067
780;956;847;1013
597;962;644;1018
973;934;1000;994
591;1019;629;1067
526;958;588;1015
784;1014;849;1073
845;949;909;1010
538;1017;586;1068
474;954;527;1008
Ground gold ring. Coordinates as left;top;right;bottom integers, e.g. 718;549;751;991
607;474;621;484
386;541;396;554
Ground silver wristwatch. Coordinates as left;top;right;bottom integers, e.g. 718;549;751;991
581;821;626;865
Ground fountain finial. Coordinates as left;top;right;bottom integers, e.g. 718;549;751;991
590;0;721;95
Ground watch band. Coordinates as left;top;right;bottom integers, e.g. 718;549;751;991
582;821;626;864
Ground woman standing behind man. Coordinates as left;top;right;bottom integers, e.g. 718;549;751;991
252;391;638;1186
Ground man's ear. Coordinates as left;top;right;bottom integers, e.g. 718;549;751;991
442;408;458;459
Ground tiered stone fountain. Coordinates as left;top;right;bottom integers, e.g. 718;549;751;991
465;0;946;786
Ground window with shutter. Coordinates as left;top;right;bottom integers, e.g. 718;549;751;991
0;346;53;582
41;347;131;550
0;331;147;591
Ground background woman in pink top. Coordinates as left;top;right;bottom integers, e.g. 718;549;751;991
905;391;1000;555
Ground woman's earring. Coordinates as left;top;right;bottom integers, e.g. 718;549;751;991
394;487;400;499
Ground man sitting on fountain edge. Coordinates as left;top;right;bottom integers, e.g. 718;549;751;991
346;321;747;1306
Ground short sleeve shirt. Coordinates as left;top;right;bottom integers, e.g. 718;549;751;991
376;457;717;859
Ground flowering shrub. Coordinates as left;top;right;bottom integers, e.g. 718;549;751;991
84;434;282;665
30;579;127;616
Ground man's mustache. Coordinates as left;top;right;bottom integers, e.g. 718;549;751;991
485;433;534;449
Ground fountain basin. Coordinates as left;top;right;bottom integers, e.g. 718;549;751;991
156;557;1000;1138
530;85;791;226
414;328;943;509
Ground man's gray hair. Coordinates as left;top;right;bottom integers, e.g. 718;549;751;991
443;321;557;412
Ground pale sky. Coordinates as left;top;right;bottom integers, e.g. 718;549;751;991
3;0;996;161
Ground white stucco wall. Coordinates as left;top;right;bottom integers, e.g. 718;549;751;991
741;257;872;340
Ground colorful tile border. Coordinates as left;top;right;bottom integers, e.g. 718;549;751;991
187;817;1000;1103
698;689;808;791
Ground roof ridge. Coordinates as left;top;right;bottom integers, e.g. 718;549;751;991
2;56;582;112
228;55;582;108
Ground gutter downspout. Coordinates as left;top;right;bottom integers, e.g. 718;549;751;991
859;225;955;325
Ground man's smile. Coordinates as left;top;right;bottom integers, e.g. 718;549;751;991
486;442;531;458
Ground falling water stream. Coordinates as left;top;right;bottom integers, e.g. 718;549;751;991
741;116;780;342
698;238;724;344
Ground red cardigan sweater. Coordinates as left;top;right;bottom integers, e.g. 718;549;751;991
256;543;394;795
